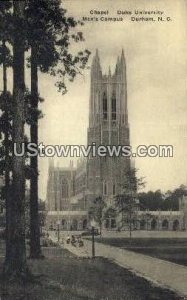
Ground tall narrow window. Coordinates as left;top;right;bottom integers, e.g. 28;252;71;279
103;181;107;195
62;179;69;198
103;92;107;120
113;184;116;195
112;93;116;120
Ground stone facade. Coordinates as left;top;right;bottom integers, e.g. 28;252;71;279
136;210;185;231
46;159;89;231
122;196;187;231
46;50;131;231
87;49;130;206
45;50;187;232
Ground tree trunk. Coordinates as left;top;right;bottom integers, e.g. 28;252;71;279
129;211;132;239
3;40;7;93
3;1;28;278
29;44;42;258
129;196;133;240
3;39;11;265
99;221;102;237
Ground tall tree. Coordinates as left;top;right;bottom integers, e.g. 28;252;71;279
1;43;12;265
0;0;13;269
115;168;145;238
89;196;106;236
3;1;29;278
25;1;59;258
138;185;187;211
29;44;42;258
138;190;164;211
25;0;90;258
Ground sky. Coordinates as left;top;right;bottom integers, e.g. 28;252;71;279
1;0;187;200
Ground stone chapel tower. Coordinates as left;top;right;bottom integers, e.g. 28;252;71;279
87;49;131;205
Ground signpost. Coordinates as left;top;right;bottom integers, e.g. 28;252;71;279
56;220;61;243
90;219;97;258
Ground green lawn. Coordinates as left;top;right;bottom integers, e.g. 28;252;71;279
94;238;187;266
0;245;182;300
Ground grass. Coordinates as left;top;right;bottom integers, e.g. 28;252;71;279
0;245;183;300
93;238;187;266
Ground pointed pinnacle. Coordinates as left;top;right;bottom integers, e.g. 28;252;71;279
108;66;111;76
121;48;126;65
95;48;100;66
115;56;119;67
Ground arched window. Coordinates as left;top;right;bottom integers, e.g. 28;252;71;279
162;219;169;230
103;92;107;120
96;91;100;112
173;219;180;231
151;219;157;230
112;93;116;120
140;219;146;230
111;219;116;228
72;219;78;230
103;181;107;195
113;183;116;195
62;179;68;198
83;219;87;230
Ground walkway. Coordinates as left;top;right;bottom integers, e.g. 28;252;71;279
64;239;187;299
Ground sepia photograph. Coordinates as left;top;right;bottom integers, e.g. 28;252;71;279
0;0;187;299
